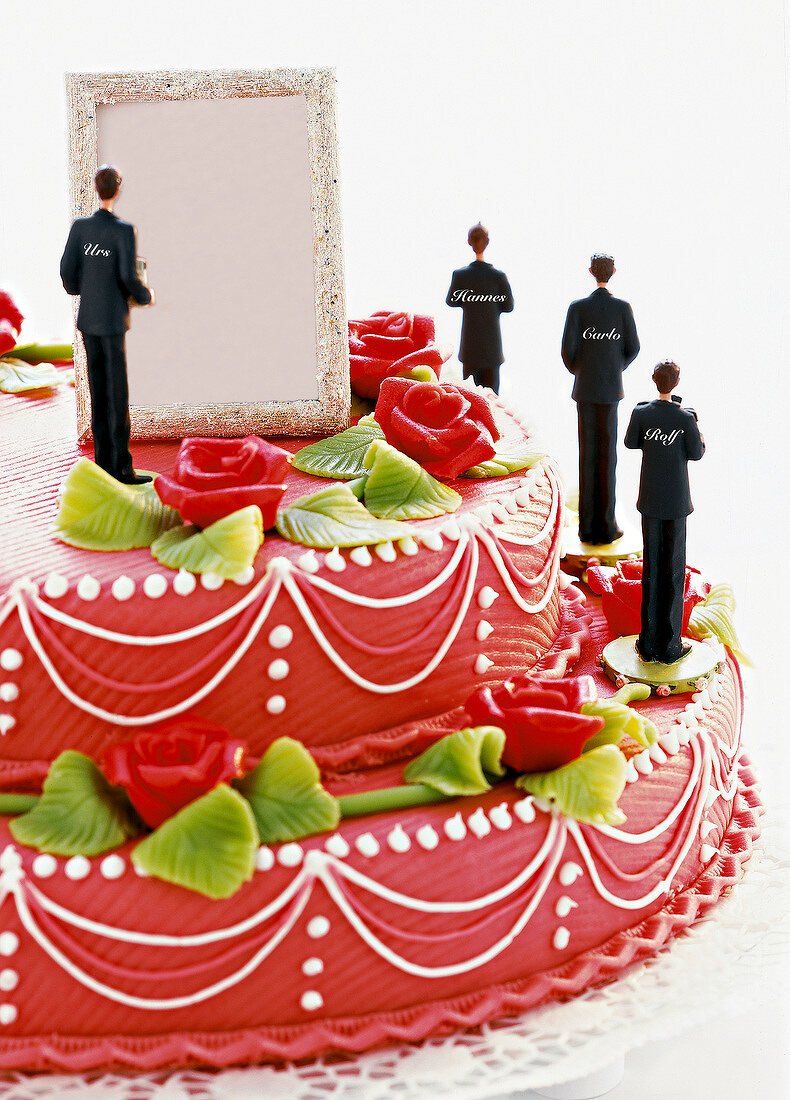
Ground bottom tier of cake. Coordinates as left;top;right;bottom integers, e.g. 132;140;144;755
0;598;761;1071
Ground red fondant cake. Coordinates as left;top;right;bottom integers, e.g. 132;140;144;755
0;380;760;1071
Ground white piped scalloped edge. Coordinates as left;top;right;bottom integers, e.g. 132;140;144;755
624;669;726;787
256;795;545;870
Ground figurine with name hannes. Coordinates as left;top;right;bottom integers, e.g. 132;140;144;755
445;222;514;395
561;253;640;546
60;164;155;486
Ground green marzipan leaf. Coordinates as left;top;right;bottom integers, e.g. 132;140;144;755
400;366;435;383
347;476;368;500
1;342;73;364
516;745;628;827
150;505;263;578
362;439;461;521
0;358;68;393
235;737;340;844
131;784;258;899
10;751;140;857
688;583;752;666
611;682;653;705
403;726;506;797
292;419;385;479
462;445;546;479
275;483;411;549
54;458;181;551
581;698;658;751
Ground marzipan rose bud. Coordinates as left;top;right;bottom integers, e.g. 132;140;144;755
101;715;250;829
374;376;500;478
155;435;290;529
587;559;710;638
465;674;604;773
348;311;449;400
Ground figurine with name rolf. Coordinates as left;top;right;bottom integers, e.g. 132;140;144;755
446;223;514;394
561;254;640;545
60;164;155;485
625;360;705;664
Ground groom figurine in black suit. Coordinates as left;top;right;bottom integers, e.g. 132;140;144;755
60;164;154;485
446;223;514;394
561;254;640;544
625;360;705;664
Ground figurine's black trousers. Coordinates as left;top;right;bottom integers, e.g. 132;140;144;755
639;515;687;663
82;333;135;481
463;360;500;394
577;402;618;543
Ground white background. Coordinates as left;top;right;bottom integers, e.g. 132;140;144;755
0;1;788;1095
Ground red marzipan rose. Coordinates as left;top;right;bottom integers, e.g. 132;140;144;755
465;674;604;773
348;311;449;400
586;559;710;638
102;715;250;829
0;290;24;357
374;376;500;479
155;436;290;529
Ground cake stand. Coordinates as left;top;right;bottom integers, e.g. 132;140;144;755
0;818;784;1100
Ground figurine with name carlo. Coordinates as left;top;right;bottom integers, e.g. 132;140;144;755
625;360;705;665
561;253;640;545
446;222;514;394
60;164;155;486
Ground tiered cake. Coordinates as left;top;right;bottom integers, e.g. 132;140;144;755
0;374;760;1071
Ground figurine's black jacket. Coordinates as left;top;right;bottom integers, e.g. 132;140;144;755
60;209;151;335
561;287;640;402
625;398;705;518
446;260;514;365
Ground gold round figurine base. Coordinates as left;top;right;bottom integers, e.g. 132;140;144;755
562;521;642;580
600;636;726;696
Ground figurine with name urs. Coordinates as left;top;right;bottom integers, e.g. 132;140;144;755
446;223;514;394
625;360;705;664
561;254;640;545
60;164;155;485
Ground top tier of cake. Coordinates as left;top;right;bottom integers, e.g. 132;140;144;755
0;386;580;784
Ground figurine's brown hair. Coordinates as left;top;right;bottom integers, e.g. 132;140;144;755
590;253;615;282
653;360;680;393
468;223;489;253
589;251;616;281
94;165;122;201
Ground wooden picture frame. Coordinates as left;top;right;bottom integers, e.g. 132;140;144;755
65;68;349;440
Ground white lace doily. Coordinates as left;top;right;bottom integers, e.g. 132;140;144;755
0;817;785;1100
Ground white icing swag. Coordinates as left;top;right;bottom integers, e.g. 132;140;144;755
0;468;562;726
0;717;740;1011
